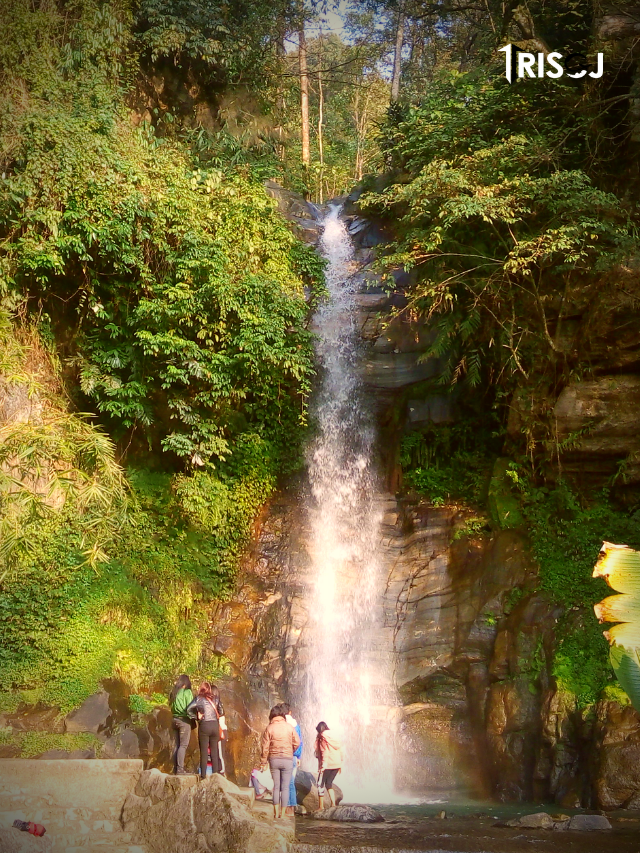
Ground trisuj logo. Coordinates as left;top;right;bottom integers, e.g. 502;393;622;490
499;44;604;82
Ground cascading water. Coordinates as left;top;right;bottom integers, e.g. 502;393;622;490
300;204;397;802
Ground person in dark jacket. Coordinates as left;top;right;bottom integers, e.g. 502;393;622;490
194;682;224;779
169;674;194;775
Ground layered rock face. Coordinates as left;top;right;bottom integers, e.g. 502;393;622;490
211;494;640;808
5;202;640;813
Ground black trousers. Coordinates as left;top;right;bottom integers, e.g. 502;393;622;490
320;767;340;790
198;719;221;778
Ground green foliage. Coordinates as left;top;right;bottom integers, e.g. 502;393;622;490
279;32;388;201
452;516;490;540
0;411;128;571
520;482;640;608
504;586;525;614
19;731;102;758
136;0;293;93
400;420;495;506
0;0;328;716
552;618;612;708
0;463;257;712
361;69;634;395
516;479;640;707
129;692;166;715
0;0;318;471
0;728;101;757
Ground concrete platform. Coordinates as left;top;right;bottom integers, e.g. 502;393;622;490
0;759;146;853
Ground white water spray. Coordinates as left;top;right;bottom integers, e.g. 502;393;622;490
301;205;397;803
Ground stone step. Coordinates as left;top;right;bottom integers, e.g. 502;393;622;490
47;832;138;852
62;847;147;853
293;848;430;853
0;811;121;831
50;828;130;840
0;760;141;817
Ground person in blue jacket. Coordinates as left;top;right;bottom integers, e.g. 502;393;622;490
281;702;303;815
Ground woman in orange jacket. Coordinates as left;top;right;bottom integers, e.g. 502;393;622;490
260;704;301;819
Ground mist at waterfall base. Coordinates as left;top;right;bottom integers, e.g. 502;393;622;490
299;205;403;804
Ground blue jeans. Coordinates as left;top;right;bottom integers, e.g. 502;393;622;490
288;757;298;807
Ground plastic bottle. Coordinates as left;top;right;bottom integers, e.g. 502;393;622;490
13;820;46;836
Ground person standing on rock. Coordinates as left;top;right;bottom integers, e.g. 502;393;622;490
260;704;300;820
314;721;342;810
193;682;224;779
169;674;195;775
281;702;303;816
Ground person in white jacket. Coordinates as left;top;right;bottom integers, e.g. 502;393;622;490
314;721;342;809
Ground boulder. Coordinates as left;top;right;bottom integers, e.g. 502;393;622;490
294;770;343;812
311;804;384;822
123;769;292;853
102;726;141;759
361;351;442;389
64;690;111;734
553;374;640;486
506;812;555;829
568;814;612;831
264;180;321;245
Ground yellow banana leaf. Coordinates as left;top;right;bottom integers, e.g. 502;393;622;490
593;542;640;712
595;594;640;625
593;542;640;595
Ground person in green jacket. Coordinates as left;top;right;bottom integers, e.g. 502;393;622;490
170;674;194;775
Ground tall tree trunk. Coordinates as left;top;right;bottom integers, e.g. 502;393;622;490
317;33;324;202
275;35;286;161
391;4;405;103
299;27;310;167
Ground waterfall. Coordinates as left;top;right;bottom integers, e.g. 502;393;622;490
300;204;397;803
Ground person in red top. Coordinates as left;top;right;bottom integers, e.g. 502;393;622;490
314;721;342;810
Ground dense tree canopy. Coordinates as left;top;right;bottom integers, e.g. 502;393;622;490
1;0;640;723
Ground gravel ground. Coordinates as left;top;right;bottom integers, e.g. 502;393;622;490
293;804;640;852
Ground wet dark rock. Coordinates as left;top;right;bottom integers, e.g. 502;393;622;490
264;180;321;245
311;804;384;822
361;351;443;389
506;811;555;829
342;184;364;215
6;704;64;733
35;747;96;759
295;770;343;813
568;814;612;830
